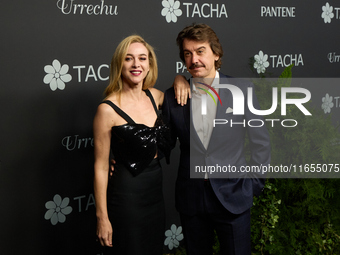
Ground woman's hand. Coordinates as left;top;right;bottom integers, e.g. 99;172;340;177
96;217;113;247
173;75;191;106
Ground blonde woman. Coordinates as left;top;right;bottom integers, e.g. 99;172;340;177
93;35;170;254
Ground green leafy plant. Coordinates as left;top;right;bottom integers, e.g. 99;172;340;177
250;64;340;254
251;180;282;254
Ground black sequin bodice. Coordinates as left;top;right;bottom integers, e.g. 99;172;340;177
101;89;170;176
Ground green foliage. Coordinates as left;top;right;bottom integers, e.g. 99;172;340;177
174;246;187;255
250;65;340;254
251;180;282;254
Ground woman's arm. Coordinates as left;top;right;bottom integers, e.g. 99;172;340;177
93;103;114;247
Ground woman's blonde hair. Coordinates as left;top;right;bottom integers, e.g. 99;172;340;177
104;35;158;97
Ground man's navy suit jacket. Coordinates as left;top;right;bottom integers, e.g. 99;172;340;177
162;72;271;216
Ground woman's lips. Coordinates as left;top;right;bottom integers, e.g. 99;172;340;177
130;70;142;76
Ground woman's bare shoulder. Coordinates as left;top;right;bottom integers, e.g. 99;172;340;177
94;95;122;127
148;88;164;106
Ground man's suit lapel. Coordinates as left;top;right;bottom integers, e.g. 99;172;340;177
215;87;233;118
184;99;190;132
215;73;233;119
207;74;233;151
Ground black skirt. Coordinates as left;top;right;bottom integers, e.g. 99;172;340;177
105;158;165;255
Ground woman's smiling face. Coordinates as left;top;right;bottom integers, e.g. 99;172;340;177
121;42;150;87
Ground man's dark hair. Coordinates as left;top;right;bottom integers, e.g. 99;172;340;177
176;23;223;69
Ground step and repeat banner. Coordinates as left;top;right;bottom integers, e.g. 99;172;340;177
1;0;340;254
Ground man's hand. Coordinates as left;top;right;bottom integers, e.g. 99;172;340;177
173;75;191;106
110;159;116;177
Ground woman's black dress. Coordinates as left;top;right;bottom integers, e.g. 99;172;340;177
101;89;170;255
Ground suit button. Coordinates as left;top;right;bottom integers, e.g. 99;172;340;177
205;153;209;158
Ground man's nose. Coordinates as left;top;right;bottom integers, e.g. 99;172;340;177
191;53;199;64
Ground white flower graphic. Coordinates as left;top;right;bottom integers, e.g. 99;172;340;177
321;3;334;23
161;0;182;23
321;93;334;114
164;224;184;250
254;50;270;74
43;59;72;91
44;194;73;225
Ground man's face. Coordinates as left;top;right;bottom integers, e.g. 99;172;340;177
183;39;219;79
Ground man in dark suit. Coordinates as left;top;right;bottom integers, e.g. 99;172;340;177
163;23;271;255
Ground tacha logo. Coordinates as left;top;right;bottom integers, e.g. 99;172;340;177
322;2;334;23
322;93;334;114
161;0;228;23
43;59;72;91
254;50;304;74
43;59;109;91
161;0;182;23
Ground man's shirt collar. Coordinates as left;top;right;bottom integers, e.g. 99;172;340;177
192;71;219;94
